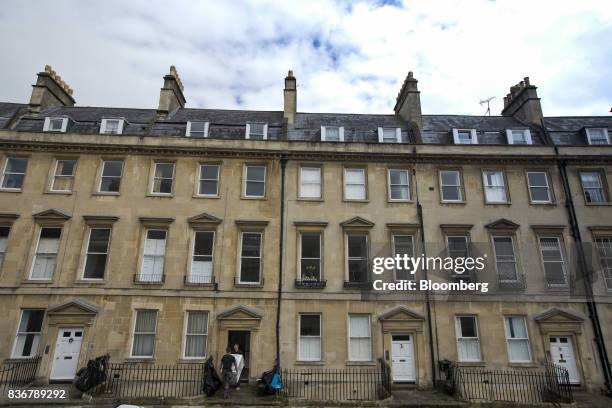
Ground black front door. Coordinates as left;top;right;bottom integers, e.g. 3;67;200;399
228;330;250;381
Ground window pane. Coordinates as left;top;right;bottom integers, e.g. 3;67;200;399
135;310;157;332
441;170;459;186
246;181;265;197
56;160;75;176
246;166;265;182
349;315;370;337
459;316;477;337
6;158;27;174
394;236;413;256
241;233;261;257
325;127;339;141
300;315;320;336
102;161;123;177
508;339;531;361
240;258;260;282
528;172;547;187
155;163;174;179
531;186;550;202
190;122;206;134
154;178;173;194
194;232;214;256
133;334;154;356
200;165;219;180
448;237;468;258
19;310;45;332
187;312;208;335
84;254;107;279
299;337;321;360
88;229;110;253
458;338;480;361
301;233;320;258
345;169;365;184
389;169;408;185
442;186;460;201
348;235;367;258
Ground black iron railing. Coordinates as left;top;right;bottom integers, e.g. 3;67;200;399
279;359;391;401
89;361;205;398
439;360;573;404
0;356;41;396
295;279;327;288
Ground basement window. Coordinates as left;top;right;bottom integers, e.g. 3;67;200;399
452;129;478;145
100;118;125;135
43;117;68;132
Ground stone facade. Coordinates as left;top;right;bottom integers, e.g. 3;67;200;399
0;66;611;393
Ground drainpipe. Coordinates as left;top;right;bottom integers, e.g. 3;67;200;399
275;155;288;368
412;146;437;387
542;119;612;395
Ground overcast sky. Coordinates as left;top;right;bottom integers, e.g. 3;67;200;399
0;0;610;116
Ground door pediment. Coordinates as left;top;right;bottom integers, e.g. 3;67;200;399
378;306;424;333
217;305;262;330
534;308;584;323
47;299;98;316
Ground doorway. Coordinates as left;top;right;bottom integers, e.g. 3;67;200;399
50;328;83;382
228;330;251;381
391;334;416;383
549;336;580;384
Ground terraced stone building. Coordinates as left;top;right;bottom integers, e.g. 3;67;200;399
0;65;610;393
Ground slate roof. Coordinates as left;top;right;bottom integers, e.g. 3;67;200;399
544;116;612;146
3;102;610;147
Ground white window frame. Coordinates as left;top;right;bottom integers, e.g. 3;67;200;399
130;309;158;359
243;165;266;198
299;231;322;281
186;121;209;138
238;231;263;284
537;235;568;287
392;234;415;281
452;129;478;145
50;159;76;192
100;118;125;135
348;314;372;362
43;117;68;132
182;311;209;359
29;227;62;281
343;167;367;200
11;309;45;358
321;126;344;142
138;229;167;282
98;160;124;193
188;230;215;284
506;129;533;145
455;315;481;362
387;168;410;201
0;157;28;191
595;237;612;291
585;128;610;145
298;313;321;361
447;235;469;261
0;226;9;270
580;171;607;203
526;171;552;203
492;235;519;283
378;127;401;143
81;227;111;280
299;166;322;199
150;162;175;195
345;233;369;283
504;316;532;363
482;170;508;203
439;169;463;202
197;164;220;197
245;123;268;140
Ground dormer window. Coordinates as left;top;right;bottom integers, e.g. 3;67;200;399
43;117;68;133
378;127;401;143
586;128;610;145
245;123;268;140
321;126;344;142
186;121;209;138
452;129;477;145
100;118;125;135
506;129;532;145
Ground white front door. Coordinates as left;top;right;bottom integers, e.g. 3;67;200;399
50;328;83;381
391;334;416;382
549;336;580;384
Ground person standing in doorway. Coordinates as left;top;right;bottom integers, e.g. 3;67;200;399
221;347;236;399
232;343;244;390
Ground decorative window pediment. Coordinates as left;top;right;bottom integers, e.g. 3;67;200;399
340;216;375;229
485;218;520;231
188;212;222;226
32;209;71;221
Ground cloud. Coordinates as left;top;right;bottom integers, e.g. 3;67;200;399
0;0;609;115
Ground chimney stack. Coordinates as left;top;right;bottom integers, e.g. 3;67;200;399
157;65;186;117
284;70;297;125
394;71;422;133
501;76;543;125
28;65;75;113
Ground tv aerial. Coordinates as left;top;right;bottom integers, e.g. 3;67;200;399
479;96;495;116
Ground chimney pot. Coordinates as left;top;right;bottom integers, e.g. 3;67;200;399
501;76;542;125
